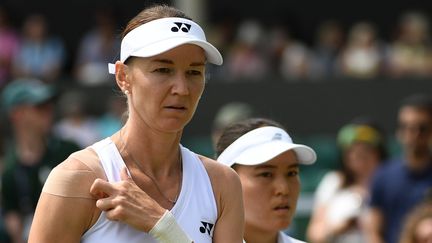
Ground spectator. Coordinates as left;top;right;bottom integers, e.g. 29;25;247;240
0;79;79;243
97;94;127;139
265;26;291;75
211;101;255;150
279;33;312;81
73;8;119;86
53;90;101;148
337;22;385;79
0;7;19;87
307;119;387;243
12;14;66;83
385;11;432;77
224;20;269;81
309;20;344;80
399;192;432;243
364;94;432;243
202;18;236;81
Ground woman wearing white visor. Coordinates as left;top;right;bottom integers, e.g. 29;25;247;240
216;118;317;243
29;5;244;243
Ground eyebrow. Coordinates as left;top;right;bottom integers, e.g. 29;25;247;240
151;58;205;67
254;163;300;170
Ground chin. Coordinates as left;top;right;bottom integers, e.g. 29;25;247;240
158;119;189;132
272;218;292;230
162;125;186;133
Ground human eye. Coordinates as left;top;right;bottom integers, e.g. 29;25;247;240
186;69;203;76
153;67;172;74
286;169;299;177
257;171;274;178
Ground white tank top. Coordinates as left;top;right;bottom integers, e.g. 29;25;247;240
82;138;218;243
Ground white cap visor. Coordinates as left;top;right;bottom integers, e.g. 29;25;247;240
217;126;317;167
108;17;222;74
234;140;316;166
128;38;222;65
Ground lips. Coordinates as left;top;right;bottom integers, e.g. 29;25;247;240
165;105;187;110
273;203;290;211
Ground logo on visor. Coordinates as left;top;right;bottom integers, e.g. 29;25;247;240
171;22;192;33
272;133;282;140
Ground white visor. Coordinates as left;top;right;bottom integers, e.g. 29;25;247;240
108;17;223;74
217;126;317;167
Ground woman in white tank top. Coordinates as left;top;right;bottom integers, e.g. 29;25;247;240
216;118;317;243
28;5;244;243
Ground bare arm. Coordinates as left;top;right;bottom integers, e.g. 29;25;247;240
307;204;331;243
28;155;101;243
29;153;166;242
201;156;244;243
363;207;385;243
29;192;97;242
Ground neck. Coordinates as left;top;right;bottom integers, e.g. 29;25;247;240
114;120;183;208
405;149;432;171
116;120;182;175
244;225;279;243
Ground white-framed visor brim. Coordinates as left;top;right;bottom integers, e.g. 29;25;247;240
128;37;222;64
233;140;317;166
108;17;223;74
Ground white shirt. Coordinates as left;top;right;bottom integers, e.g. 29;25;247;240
278;231;306;243
244;231;306;243
81;138;218;242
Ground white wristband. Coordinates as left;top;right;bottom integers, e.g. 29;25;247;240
149;210;193;243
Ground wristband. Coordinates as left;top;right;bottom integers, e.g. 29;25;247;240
149;210;193;243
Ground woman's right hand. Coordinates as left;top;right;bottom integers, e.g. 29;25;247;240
90;167;166;232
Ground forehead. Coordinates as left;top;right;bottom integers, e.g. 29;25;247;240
150;44;206;62
242;150;299;170
399;106;432;123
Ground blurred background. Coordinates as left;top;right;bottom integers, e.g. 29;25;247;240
1;0;432;241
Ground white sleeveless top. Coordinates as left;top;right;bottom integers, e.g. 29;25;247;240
278;231;306;243
243;232;305;243
81;138;218;243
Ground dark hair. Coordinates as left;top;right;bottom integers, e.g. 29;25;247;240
121;5;191;39
215;117;285;157
400;94;432;117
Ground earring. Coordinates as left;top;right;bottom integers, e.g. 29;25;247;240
124;90;130;95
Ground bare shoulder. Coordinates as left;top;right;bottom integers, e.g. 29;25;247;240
29;147;105;242
198;155;242;215
57;147;106;179
198;154;240;187
43;147;106;199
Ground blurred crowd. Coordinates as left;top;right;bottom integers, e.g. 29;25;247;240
0;7;432;88
209;10;432;82
0;4;432;243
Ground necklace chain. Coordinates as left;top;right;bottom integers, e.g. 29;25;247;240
118;130;182;205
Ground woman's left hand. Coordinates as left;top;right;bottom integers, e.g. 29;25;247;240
90;167;166;232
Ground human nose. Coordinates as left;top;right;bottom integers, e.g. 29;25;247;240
274;176;290;196
171;73;189;96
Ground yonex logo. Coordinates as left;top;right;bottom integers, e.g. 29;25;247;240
272;133;282;140
171;22;192;33
199;221;214;236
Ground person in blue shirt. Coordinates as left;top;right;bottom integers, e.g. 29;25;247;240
364;94;432;243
